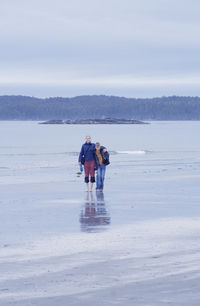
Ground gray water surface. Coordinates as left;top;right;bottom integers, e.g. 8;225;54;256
0;121;200;246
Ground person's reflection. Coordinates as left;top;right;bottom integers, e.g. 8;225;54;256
79;192;111;232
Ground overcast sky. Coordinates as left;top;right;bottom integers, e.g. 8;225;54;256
0;0;200;97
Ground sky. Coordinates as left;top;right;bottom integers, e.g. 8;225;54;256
0;0;200;98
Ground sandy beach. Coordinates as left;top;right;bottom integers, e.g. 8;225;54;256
0;121;200;305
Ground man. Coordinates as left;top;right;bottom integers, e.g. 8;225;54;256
78;136;96;192
95;142;110;192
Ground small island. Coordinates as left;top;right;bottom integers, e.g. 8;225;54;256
39;118;148;124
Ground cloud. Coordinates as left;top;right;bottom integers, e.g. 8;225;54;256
0;0;200;96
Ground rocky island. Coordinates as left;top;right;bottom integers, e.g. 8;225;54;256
39;118;148;124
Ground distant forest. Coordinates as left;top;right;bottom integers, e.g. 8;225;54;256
0;95;200;120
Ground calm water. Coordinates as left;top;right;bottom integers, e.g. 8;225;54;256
0;121;200;243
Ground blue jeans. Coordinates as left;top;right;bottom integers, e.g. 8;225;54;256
96;164;106;190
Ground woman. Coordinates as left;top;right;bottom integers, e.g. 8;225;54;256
95;142;110;192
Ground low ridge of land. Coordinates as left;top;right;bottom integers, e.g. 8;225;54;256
0;95;200;120
40;118;148;124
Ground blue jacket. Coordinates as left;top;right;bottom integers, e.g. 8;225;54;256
78;142;95;162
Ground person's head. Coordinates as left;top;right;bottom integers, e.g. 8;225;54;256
85;136;91;143
95;142;100;149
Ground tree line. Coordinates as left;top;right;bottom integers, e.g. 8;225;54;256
0;95;200;120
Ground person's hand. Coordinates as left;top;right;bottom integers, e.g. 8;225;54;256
78;162;81;165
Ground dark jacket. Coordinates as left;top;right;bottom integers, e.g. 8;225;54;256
95;146;110;169
78;142;95;162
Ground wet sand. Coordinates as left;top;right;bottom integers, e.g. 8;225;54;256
1;166;200;305
1;121;200;305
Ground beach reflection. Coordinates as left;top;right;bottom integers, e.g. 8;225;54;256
79;192;111;233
